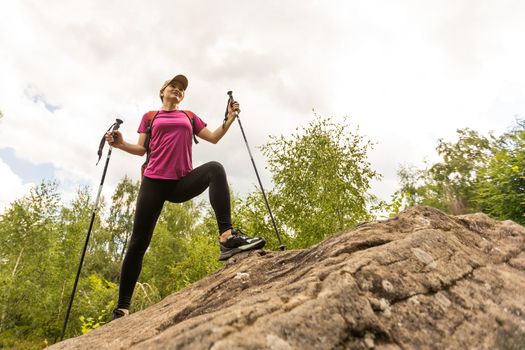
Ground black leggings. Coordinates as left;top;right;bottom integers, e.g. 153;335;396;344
117;161;232;309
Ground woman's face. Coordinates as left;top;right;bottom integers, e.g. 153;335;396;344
162;81;185;103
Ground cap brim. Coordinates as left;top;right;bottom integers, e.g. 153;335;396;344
168;74;188;91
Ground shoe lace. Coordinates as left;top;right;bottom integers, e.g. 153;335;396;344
232;228;248;239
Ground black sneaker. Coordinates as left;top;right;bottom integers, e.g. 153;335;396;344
112;308;127;320
219;229;266;261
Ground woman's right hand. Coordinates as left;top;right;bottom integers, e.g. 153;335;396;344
105;130;124;149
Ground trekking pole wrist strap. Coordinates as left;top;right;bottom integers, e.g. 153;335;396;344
223;91;235;129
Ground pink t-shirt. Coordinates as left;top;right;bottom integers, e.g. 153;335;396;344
138;110;207;180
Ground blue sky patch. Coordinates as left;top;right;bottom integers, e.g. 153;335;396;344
0;147;56;183
24;86;61;113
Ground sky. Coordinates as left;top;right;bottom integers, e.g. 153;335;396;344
0;0;524;213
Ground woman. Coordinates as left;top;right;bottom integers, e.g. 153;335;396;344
106;74;266;319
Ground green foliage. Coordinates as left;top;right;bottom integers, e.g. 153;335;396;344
380;190;412;218
396;120;525;224
398;129;494;214
79;315;103;334
141;200;208;299
0;177;219;347
476;121;525;224
233;190;291;250
91;176;140;281
106;176;140;267
168;231;222;291
75;274;118;334
77;274;118;334
0;182;63;343
243;113;380;248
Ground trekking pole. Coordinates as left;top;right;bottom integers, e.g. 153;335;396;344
59;118;123;341
225;91;285;251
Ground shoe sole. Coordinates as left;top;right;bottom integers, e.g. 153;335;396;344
218;239;266;261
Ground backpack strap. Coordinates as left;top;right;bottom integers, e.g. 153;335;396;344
141;111;159;178
181;110;199;144
143;110;159;153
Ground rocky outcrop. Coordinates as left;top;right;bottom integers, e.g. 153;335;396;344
50;206;525;349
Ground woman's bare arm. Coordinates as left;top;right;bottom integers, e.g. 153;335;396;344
105;131;147;156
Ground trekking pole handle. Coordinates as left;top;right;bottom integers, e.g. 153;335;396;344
97;118;124;166
227;90;240;115
112;118;123;140
223;91;238;128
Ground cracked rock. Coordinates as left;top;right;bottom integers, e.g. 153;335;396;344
50;206;525;350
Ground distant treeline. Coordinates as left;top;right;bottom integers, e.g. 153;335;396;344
395;119;524;226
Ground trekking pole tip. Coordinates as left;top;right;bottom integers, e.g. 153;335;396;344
279;244;285;251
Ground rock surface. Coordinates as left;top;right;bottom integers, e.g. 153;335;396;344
50;206;525;349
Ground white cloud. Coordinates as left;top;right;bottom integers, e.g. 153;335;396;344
0;160;33;212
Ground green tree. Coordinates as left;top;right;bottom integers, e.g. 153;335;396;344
396;120;524;225
398;129;494;214
0;181;63;346
167;229;222;292
252;114;380;248
0;177;224;346
93;176;140;281
56;186;109;340
476;120;525;224
58;179;142;336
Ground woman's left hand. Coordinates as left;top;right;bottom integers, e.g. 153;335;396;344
227;101;241;120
